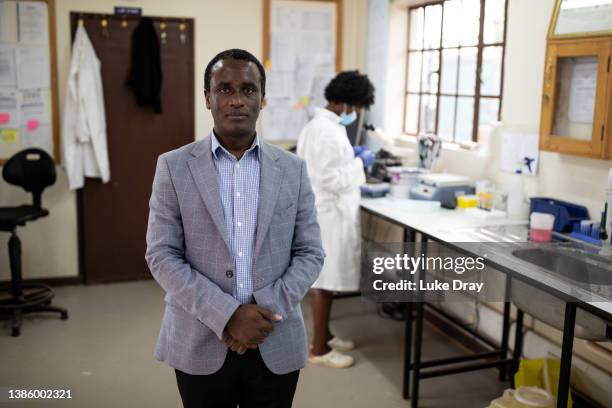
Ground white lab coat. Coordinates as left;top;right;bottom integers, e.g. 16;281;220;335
297;108;365;291
62;25;110;190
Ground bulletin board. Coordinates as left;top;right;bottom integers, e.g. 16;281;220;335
0;0;59;164
261;0;343;141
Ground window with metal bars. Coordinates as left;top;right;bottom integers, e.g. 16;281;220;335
404;0;507;143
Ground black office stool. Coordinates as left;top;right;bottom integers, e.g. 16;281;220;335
0;149;68;337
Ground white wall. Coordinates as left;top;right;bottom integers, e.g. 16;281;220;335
386;0;611;219
366;0;389;131
0;0;368;281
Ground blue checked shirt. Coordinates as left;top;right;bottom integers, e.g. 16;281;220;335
211;133;260;304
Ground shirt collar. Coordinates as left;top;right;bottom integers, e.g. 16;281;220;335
314;107;342;123
211;132;260;161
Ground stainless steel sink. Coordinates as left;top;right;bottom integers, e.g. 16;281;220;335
441;227;611;340
510;245;612;341
512;247;612;286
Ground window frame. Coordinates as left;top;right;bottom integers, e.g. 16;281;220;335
403;0;508;143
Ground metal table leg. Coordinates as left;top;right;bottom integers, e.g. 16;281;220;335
511;309;524;388
411;239;427;408
499;302;511;380
402;226;416;400
411;301;424;408
499;275;512;381
557;303;576;408
403;302;413;399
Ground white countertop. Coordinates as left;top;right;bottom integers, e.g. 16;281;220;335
360;197;528;241
360;197;612;319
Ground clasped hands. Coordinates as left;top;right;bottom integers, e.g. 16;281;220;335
222;304;282;354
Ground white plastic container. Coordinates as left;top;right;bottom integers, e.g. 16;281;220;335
487;387;553;408
530;212;555;242
476;180;495;210
388;167;423;198
390;184;412;198
387;167;422;187
513;387;553;407
507;172;526;220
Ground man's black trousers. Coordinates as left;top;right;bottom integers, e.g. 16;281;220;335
175;348;299;408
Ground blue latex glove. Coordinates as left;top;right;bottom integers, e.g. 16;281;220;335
358;149;375;167
353;145;366;156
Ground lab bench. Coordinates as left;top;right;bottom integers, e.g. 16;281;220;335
360;197;612;408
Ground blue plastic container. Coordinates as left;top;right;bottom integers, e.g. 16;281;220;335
529;197;590;233
566;219;603;245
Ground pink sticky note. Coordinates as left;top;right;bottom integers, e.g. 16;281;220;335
0;113;9;124
27;119;39;132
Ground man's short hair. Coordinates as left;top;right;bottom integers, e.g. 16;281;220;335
204;49;266;96
324;70;375;108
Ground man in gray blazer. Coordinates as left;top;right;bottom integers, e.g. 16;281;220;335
145;49;324;408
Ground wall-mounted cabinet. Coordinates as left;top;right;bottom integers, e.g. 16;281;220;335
540;0;612;159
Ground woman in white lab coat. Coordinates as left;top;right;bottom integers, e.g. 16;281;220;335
297;71;375;368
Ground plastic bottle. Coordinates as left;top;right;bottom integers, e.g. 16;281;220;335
507;170;526;220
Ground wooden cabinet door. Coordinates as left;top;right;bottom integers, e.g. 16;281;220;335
539;39;610;158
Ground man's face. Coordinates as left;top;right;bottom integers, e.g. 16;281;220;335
205;59;264;139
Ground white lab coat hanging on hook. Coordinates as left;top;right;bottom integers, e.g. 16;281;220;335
62;23;110;190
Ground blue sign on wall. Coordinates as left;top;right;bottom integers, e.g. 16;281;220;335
114;7;142;16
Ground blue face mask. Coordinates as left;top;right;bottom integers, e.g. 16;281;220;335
339;106;357;126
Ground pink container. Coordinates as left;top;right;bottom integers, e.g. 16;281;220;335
530;228;553;243
530;212;555;243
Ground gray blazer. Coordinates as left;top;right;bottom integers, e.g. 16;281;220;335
145;135;324;375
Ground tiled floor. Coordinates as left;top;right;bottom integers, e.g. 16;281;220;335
0;280;507;407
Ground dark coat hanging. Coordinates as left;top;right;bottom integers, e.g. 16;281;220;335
126;17;162;113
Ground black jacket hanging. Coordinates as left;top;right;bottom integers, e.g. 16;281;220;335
126;17;162;113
